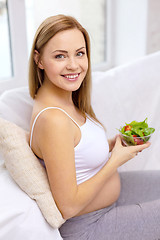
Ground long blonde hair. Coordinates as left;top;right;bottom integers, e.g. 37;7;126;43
28;14;102;125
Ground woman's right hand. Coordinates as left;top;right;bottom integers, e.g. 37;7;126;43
109;135;151;167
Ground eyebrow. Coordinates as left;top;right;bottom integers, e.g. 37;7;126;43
52;47;86;54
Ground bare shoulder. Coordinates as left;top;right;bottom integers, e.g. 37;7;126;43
32;108;75;157
36;108;74;138
38;108;72;128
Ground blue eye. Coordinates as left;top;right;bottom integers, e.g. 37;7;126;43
55;54;65;59
77;51;85;57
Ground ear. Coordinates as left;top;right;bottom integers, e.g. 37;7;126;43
34;50;44;70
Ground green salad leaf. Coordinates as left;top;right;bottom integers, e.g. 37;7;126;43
118;118;155;145
119;118;155;139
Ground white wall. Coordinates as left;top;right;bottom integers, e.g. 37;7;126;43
110;0;148;66
109;0;160;67
147;0;160;53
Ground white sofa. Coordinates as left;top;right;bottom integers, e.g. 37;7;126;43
0;51;160;239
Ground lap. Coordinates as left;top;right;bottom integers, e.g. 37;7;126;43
60;170;160;240
94;198;160;240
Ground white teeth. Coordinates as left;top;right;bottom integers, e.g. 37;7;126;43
65;74;78;79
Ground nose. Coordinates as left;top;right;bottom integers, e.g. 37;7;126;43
66;57;78;70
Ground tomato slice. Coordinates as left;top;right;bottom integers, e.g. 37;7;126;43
133;135;144;145
125;125;132;131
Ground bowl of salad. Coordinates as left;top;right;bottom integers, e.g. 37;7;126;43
118;118;155;146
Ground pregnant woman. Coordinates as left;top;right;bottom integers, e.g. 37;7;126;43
28;14;160;239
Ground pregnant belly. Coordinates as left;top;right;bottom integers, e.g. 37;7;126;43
76;171;121;216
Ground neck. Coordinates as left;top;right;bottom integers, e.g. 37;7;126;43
37;79;74;107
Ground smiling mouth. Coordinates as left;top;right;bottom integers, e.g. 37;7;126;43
61;73;80;80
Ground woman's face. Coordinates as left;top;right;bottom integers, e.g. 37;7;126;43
36;28;88;92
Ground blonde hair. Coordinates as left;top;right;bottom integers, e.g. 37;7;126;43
28;14;102;125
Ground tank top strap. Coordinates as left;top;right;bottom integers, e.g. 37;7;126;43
29;107;81;147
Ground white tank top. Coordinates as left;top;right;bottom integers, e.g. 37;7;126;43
30;107;109;185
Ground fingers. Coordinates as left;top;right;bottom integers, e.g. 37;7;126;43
131;141;151;153
131;142;151;155
114;135;151;156
115;135;122;146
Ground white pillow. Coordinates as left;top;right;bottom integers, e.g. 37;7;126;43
0;117;65;229
0;87;33;130
0;163;63;240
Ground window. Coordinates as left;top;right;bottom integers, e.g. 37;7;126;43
0;0;12;79
0;0;113;95
77;0;107;66
25;0;112;71
0;0;28;94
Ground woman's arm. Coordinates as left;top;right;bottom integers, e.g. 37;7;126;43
35;110;150;219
